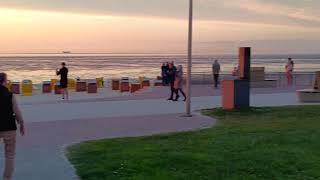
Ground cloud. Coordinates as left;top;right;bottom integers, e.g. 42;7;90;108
1;1;319;30
0;2;319;54
223;0;320;23
0;0;188;19
0;0;319;23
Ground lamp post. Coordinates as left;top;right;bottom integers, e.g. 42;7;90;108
186;0;193;117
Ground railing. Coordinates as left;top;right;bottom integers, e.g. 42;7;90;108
191;71;316;87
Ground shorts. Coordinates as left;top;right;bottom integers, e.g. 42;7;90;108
60;80;68;88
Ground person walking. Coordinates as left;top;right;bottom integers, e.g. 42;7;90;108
166;62;177;101
161;63;167;85
212;60;221;88
174;65;186;101
0;72;25;180
56;62;69;100
285;58;294;86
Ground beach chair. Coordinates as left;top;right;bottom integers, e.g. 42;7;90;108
21;80;33;96
111;79;120;90
130;83;141;93
250;67;265;82
139;77;151;88
42;81;52;93
96;77;104;88
142;80;151;88
87;79;98;93
250;67;277;88
76;80;87;92
68;79;76;90
120;77;130;92
11;81;20;94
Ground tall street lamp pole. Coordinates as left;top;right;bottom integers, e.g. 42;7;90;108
186;0;193;117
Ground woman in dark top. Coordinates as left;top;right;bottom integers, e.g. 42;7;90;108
56;62;69;100
166;62;177;101
161;63;167;85
0;72;25;180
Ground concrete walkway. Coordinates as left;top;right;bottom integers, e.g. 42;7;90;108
12;113;214;180
21;92;315;123
18;85;307;105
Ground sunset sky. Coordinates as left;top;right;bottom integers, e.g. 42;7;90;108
0;0;319;54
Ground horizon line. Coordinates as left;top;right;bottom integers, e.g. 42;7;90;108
0;52;319;56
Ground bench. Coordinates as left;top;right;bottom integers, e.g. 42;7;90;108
297;89;320;103
250;67;277;88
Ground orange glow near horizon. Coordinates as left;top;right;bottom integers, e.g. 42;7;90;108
0;8;319;54
0;8;188;53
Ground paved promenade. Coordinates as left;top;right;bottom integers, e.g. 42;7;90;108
1;85;318;180
21;91;312;123
14;113;214;180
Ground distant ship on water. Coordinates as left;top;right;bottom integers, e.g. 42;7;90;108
62;51;71;54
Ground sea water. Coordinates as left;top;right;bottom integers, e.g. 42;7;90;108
1;53;319;83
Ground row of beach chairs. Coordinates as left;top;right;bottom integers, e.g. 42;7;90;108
6;78;104;96
110;77;163;93
6;77;163;96
6;80;33;96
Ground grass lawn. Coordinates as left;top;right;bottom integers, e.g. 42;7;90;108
66;106;320;180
